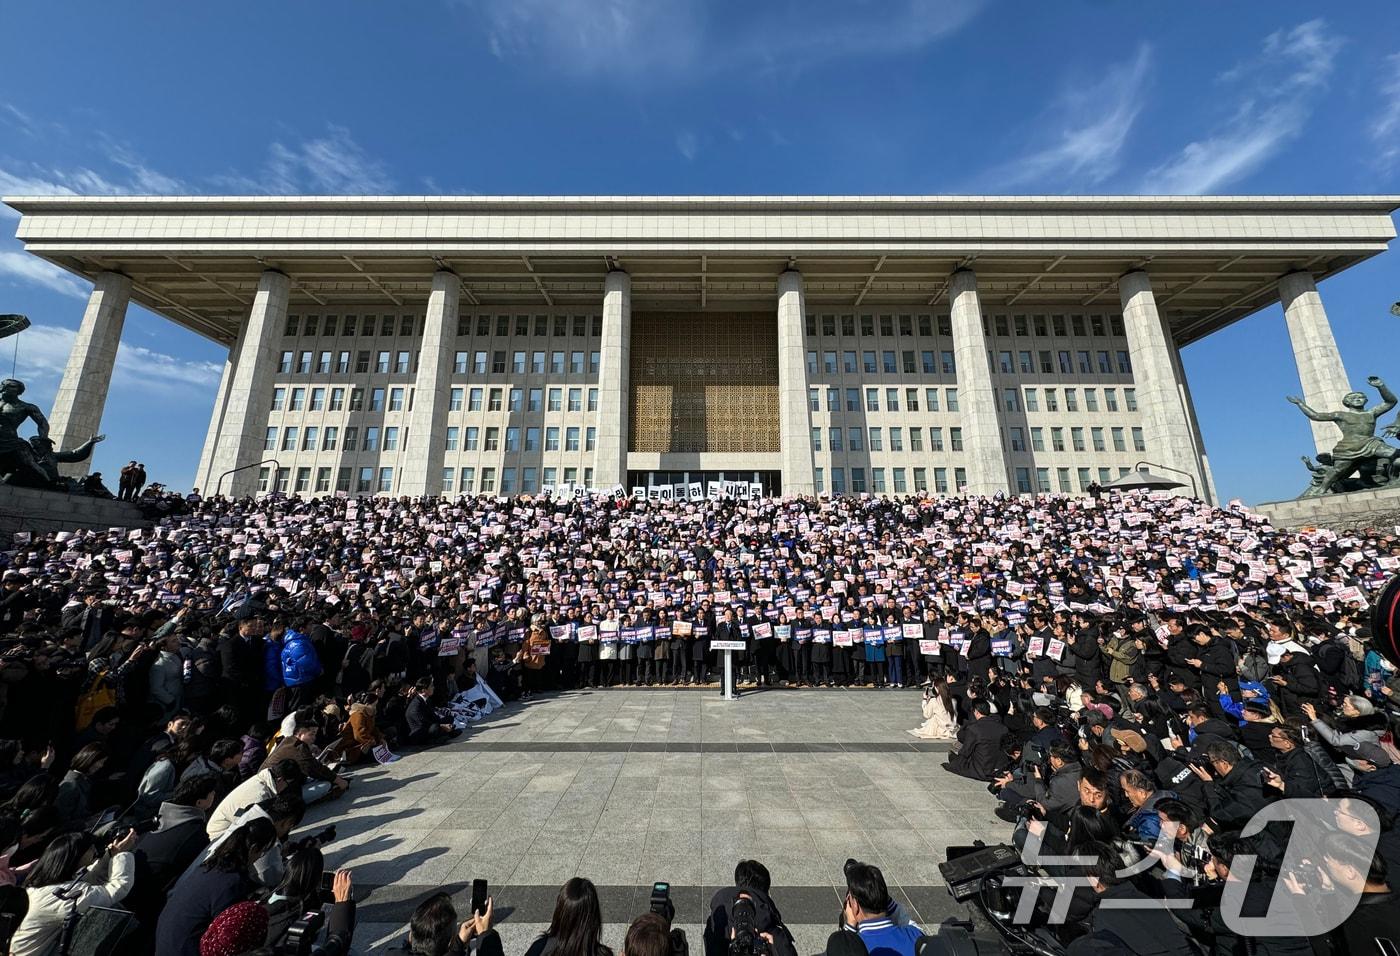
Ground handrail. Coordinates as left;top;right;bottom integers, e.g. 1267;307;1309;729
214;458;282;498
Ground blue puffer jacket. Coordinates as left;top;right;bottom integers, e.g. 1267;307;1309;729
264;640;284;691
280;629;323;687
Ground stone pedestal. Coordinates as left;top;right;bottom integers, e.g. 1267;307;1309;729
0;484;150;536
1253;485;1400;532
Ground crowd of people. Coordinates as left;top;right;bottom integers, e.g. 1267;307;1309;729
0;485;1395;954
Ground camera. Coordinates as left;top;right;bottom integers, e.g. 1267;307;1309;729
277;910;350;956
649;881;674;921
1014;801;1045;823
728;897;769;956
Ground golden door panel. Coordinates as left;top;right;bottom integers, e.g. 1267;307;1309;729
629;313;779;453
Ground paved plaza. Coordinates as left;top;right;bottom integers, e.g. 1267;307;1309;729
309;689;1012;953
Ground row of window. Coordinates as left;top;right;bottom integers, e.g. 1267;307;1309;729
276;348;605;378
271;385;600;415
805;348;1131;378
257;464;596;496
803;313;1125;340
809;424;1147;455
282;314;603;340
263;424;598;455
811;464;1135;496
807;385;1138;415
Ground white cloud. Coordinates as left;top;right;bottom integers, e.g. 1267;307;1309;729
463;0;984;78
212;125;394;194
1371;52;1400;172
675;130;698;161
0;252;87;299
15;324;220;394
974;45;1151;191
1141;19;1342;194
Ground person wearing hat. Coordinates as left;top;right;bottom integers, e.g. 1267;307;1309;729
1347;743;1400;813
1302;697;1387;753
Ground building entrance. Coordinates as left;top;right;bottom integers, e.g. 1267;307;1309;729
627;470;781;497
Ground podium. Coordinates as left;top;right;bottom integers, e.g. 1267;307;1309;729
711;640;746;700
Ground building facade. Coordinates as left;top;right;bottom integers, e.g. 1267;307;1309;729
5;195;1398;502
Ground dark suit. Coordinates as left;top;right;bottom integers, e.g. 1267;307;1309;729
945;715;1009;782
405;693;442;746
715;621;744;695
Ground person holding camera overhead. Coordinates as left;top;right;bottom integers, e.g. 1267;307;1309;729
9;829;138;956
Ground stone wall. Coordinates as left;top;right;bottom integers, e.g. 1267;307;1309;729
1253;485;1400;532
0;484;151;537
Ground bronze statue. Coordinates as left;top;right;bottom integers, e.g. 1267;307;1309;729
0;378;54;488
1289;376;1400;496
29;433;105;491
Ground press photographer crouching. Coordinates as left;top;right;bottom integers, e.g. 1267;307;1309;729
395;890;497;956
704;860;796;956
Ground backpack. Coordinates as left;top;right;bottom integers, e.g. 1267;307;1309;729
73;671;117;732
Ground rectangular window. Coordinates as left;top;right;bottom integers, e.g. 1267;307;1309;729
814;468;824;494
280;427;298;452
1024;388;1038;412
376;351;391;374
848;427;863;450
1085;388;1099;413
868;427;883;451
317;351;331;373
279;351;293;373
294;467;310;493
322;426;338;451
1015;467;1032;494
468;387;483;411
568;388;582;412
950;427;963;452
545;427;559;451
892;468;907;493
264;427;277;451
1111;427;1126;452
872;468;886;493
389;387;404;412
335;467;352;493
1052;427;1065;452
1105;388;1118;412
525;427;540;451
882;351;897;373
290;388;305;411
480;468;496;493
565;427;580;451
902;351;916;374
458;467;474;494
850;468;866;493
488;388;503;412
465;427;479;451
1058;468;1072;492
1125;388;1137;412
885;388;899;411
370;388;385;412
934;467;948;493
954;467;967;491
1077;350;1092;373
1009;427;1024;452
474;351;489;374
454;351;468;374
940;351;955;374
811;428;822;452
445;427;460;451
449;388;464;412
998;351;1013;374
921;351;935;374
587;388;598;411
889;427;903;451
551;351;565;374
337;351;350;373
384;426;399;451
509;388;523;412
396;351;411;374
1117;350;1132;374
1019;350;1033;373
1045;388;1058;412
302;426;318;451
808;387;820;412
926;388;939;412
512;351;527;374
522;467;538;493
343;426;359;451
829;427;843;452
1031;427;1045;452
913;467;928;492
1036;467;1051;493
862;351;877;373
930;427;944;452
271;388;286;411
586;427;596;451
548;388;562;412
906;388;919;411
355;467;372;493
1003;388;1018;412
866;389;879;412
946;388;958;412
377;467;394;493
909;427;923;452
1065;388;1078;412
315;467;331;493
1071;427;1085;452
1132;427;1146;452
484;427;499;451
830;468;846;495
842;351;857;373
505;427;519;452
355;351;370;374
329;388;345;412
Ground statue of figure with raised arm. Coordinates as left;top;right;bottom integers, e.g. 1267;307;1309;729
1288;376;1400;496
0;378;53;488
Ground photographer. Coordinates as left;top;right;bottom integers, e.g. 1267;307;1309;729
156;816;277;956
395;891;499;956
705;859;796;956
840;861;921;956
994;739;1081;822
9;828;138;956
260;848;355;952
1066;841;1196;955
1189;741;1268;832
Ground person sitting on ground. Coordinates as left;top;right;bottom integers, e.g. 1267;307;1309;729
839;860;922;956
205;759;305;840
942;700;1009;782
705;859;797;956
405;678;461;746
9;829;139;956
155;816;277;956
394;889;498;956
260;716;348;804
525;877;613;956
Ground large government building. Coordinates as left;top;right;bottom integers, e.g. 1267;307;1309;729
4;195;1398;502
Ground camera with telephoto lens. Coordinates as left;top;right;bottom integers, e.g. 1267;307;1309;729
728;897;770;956
276;910;350;956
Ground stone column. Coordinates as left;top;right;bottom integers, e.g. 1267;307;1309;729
400;271;460;497
947;269;1009;494
1167;344;1219;505
1279;271;1351;455
193;322;246;494
592;270;631;488
1119;270;1206;497
47;271;132;477
777;271;815;495
209;270;290;496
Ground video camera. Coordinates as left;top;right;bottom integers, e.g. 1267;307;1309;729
276;910;350;956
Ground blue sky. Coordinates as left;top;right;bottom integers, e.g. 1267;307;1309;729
0;0;1398;503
